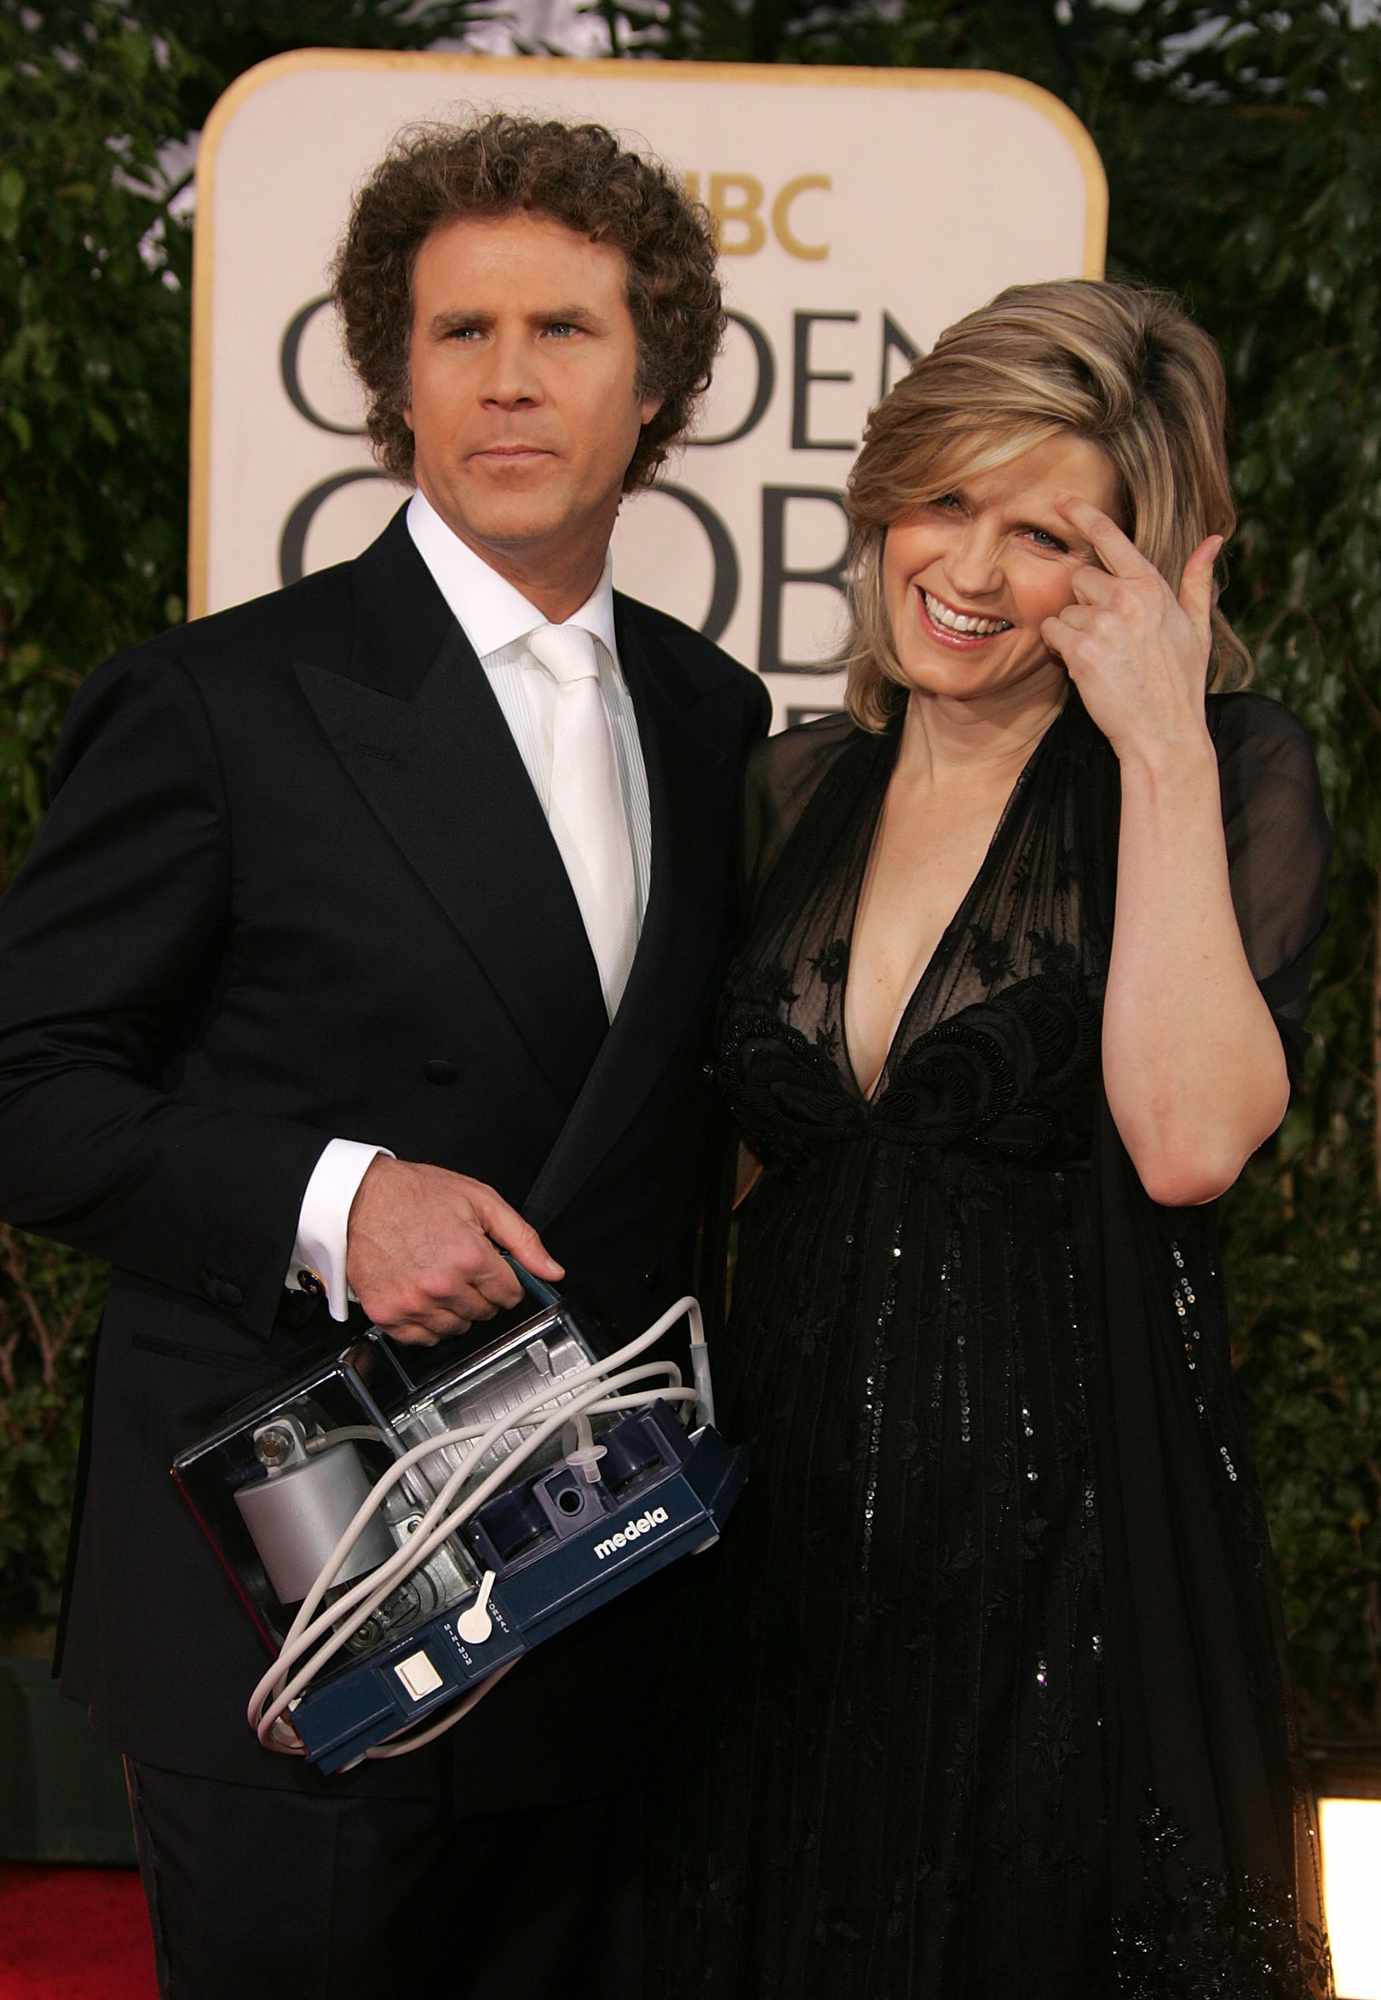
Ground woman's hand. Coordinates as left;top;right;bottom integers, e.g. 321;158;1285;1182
1053;498;1289;1202
1040;497;1222;766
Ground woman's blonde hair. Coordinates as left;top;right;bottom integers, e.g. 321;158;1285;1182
843;279;1250;731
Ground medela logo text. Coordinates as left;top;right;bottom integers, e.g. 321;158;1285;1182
593;1507;670;1562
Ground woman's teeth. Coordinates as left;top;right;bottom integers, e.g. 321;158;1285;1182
923;591;1012;637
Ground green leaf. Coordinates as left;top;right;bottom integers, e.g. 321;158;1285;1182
119;29;151;81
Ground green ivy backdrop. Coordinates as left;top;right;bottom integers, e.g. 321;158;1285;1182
2;0;1377;1746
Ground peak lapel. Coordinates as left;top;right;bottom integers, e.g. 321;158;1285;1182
295;514;609;1113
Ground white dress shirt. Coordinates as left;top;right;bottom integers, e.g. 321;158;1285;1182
286;491;653;1320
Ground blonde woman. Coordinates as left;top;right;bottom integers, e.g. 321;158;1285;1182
668;283;1332;1998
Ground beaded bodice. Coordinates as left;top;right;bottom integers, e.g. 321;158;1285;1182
719;699;1113;1183
721;965;1101;1174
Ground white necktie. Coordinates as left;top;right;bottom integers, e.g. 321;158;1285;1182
526;623;637;1018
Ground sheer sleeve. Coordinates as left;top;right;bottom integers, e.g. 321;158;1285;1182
742;711;860;910
1210;692;1331;1081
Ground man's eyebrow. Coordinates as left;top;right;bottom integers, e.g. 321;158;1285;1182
425;304;607;337
427;309;494;337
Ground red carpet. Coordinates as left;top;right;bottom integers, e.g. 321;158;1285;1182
0;1864;156;1998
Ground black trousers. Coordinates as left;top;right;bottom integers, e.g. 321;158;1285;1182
126;1759;646;1999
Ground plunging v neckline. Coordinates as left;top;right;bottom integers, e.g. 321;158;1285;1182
840;708;1065;1104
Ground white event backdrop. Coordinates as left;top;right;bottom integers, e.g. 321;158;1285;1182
192;52;1106;723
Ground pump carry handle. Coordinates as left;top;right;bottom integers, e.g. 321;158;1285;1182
498;1250;563;1312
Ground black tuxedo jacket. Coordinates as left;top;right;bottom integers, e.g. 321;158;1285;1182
0;508;769;1800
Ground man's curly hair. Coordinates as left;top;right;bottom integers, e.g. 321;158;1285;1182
332;112;723;493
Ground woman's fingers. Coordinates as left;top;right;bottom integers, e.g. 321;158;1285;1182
1041;607;1099;664
1177;535;1223;640
1054;494;1153;577
1069;562;1117;605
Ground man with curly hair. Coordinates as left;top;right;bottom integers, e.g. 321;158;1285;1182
0;112;768;1996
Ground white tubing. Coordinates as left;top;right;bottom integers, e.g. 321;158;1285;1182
247;1299;704;1753
251;1367;666;1745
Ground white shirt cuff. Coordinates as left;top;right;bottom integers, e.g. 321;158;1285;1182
288;1138;394;1322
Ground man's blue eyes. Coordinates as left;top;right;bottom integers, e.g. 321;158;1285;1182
446;323;579;339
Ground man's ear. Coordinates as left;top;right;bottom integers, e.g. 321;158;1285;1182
639;394;664;427
403;403;415;433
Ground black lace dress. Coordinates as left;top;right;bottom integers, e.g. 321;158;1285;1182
662;691;1333;1999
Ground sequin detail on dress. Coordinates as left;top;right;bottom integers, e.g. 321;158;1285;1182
1112;1795;1333;1999
655;698;1333;2000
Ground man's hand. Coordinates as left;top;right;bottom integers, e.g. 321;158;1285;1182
345;1157;563;1345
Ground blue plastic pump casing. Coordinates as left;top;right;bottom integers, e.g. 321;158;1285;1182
172;1275;745;1774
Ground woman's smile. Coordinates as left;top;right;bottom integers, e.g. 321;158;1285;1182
916;588;1015;648
882;432;1124;704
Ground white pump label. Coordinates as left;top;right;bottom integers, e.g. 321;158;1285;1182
593;1507;671;1563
